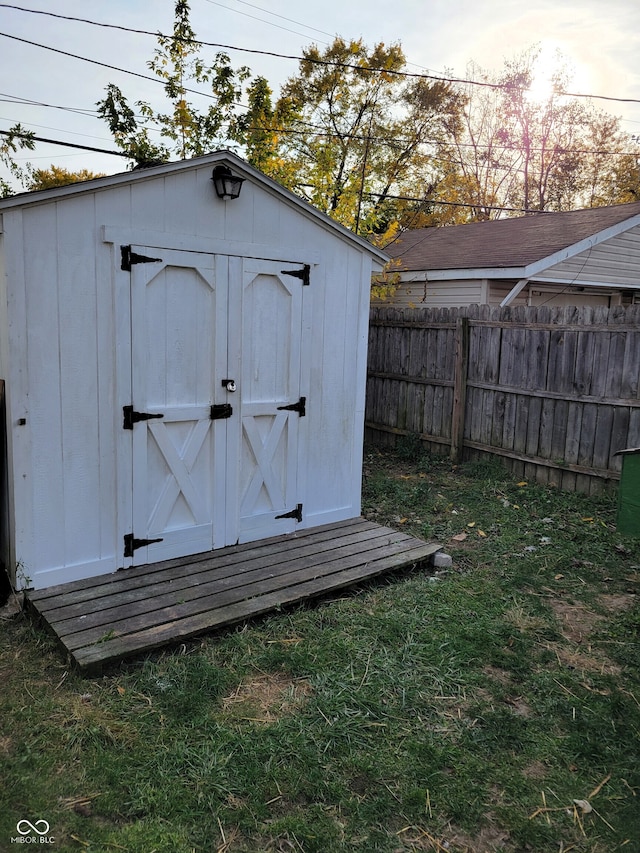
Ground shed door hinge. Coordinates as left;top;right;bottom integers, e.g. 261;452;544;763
277;396;306;417
124;533;163;558
280;264;310;286
275;503;303;523
121;245;163;271
123;405;164;430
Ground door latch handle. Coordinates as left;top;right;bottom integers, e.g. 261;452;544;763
222;379;237;392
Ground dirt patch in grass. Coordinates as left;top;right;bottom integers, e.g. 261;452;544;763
545;599;625;675
548;599;602;644
598;593;636;613
222;672;313;725
482;665;512;686
397;824;513;852
544;641;622;676
522;759;548;779
446;826;513;853
503;695;533;717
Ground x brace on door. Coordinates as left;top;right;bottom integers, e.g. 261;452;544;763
147;419;212;531
241;413;290;514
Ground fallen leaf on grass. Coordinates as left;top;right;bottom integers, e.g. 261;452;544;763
451;533;467;542
573;799;593;814
477;530;487;537
589;773;612;798
467;522;476;528
517;481;528;487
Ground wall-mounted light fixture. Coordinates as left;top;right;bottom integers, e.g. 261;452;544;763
211;164;245;200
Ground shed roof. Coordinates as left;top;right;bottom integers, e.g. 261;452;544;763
0;150;389;265
386;202;640;272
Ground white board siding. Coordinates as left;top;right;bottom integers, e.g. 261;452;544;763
14;198;116;586
0;157;375;588
385;276;484;308
489;280;616;308
538;227;640;287
305;242;368;524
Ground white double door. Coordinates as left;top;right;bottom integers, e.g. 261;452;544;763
123;247;308;565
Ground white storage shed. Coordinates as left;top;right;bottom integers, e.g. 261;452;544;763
0;151;387;591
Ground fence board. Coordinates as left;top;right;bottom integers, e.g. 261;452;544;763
367;304;640;493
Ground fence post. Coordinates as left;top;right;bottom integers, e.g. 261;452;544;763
450;317;469;462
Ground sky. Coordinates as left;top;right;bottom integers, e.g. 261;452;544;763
1;0;639;190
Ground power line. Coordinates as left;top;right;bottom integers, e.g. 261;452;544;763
2;4;640;105
207;0;335;39
4;112;639;165
4;79;639;159
201;0;330;42
0;91;97;116
0;32;224;102
0;128;128;157
1;126;635;219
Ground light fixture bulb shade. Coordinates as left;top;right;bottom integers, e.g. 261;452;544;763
212;165;245;200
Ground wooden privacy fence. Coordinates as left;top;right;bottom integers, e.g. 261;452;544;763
366;304;640;494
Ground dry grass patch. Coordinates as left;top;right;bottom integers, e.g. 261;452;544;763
503;604;550;634
548;599;602;644
481;665;512;686
543;642;622;676
545;599;625;675
598;593;636;614
396;824;513;852
521;759;548;780
222;672;313;725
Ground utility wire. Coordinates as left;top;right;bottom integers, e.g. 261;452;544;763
204;0;335;39
0;129;538;214
202;0;328;42
0;32;223;101
1;4;640;105
3;115;639;164
0;128;128;156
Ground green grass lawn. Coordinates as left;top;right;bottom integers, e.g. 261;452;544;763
1;445;639;852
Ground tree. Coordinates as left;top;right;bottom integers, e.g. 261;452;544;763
0;124;35;197
265;38;464;235
97;0;250;167
233;76;300;189
27;166;106;191
445;47;640;216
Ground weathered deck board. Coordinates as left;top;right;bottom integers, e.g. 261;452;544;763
25;519;441;675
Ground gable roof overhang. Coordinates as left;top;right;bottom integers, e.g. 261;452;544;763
0;150;389;268
398;211;640;304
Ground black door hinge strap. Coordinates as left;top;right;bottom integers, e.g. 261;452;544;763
280;264;310;286
275;503;303;523
277;396;306;417
121;245;163;271
123;405;164;430
124;533;163;558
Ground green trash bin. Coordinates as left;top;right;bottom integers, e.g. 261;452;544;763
615;447;640;537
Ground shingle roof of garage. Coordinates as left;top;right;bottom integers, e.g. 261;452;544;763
385;202;640;272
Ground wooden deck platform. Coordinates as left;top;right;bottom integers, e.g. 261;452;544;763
25;518;441;675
